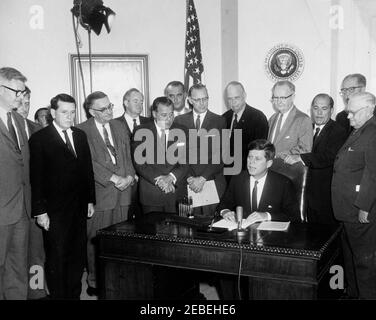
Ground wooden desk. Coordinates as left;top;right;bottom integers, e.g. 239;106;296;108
97;213;342;300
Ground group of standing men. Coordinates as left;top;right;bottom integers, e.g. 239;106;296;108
1;65;376;300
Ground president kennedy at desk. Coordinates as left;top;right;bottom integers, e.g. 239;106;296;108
218;139;300;224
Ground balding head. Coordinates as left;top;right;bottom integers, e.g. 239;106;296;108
347;92;375;129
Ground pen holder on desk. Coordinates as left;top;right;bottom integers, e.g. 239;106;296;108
178;196;194;218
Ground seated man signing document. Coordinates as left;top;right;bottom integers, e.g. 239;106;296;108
218;139;301;225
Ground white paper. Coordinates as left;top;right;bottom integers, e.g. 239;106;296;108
212;218;254;231
188;180;219;208
257;221;290;231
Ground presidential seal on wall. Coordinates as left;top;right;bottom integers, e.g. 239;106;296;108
265;43;304;82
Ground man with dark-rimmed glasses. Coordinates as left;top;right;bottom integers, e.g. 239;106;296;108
0;67;31;299
336;73;367;137
77;91;136;296
267;80;312;189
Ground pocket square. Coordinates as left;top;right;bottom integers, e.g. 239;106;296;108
285;136;290;139
348;147;354;151
176;142;185;147
205;134;217;137
267;205;273;209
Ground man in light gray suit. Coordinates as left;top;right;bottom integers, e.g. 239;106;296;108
0;67;31;299
267;80;313;190
77;91;135;296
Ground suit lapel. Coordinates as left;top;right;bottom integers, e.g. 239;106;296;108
0;116;16;148
258;173;270;211
275;106;296;144
201;110;212;130
243;173;251;211
313;120;331;150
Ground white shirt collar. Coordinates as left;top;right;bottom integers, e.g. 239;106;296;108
233;105;246;121
192;110;208;127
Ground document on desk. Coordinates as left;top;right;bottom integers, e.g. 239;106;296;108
257;221;290;231
211;219;253;231
188;180;219;208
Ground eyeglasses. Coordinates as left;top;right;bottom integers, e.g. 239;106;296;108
91;103;114;113
191;97;209;104
271;93;293;102
339;86;364;96
347;106;368;117
1;85;29;98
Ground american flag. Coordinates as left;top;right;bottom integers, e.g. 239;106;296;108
184;0;204;92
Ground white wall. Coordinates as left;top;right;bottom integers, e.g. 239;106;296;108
0;0;223;119
238;0;376;119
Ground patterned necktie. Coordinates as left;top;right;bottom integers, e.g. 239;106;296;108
133;118;137;134
102;125;117;163
7;112;20;150
251;180;258;213
63;129;76;157
313;127;320;144
195;114;201;130
273;113;283;143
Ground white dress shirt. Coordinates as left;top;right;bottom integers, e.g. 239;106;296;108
192;110;208;130
270;105;293;142
250;173;271;220
0;108;21;146
53;121;76;154
123;112;140;132
94;119;116;164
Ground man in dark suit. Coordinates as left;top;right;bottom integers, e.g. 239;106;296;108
115;88;150;136
115;88;150;219
222;81;268;171
0;67;31;300
336;74;366;137
219;139;300;224
332;92;376;299
77;91;135;296
132;96;189;214
15;86;48;299
285;94;347;224
174;83;227;217
29;93;95;300
217;139;300;300
164;81;191;116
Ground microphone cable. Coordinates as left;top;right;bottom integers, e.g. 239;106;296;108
237;237;243;300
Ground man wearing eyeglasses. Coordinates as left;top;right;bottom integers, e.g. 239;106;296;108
332;92;376;299
267;80;312;187
77;91;135;296
0;67;31;299
29;93;95;299
174;83;227;216
336;74;367;137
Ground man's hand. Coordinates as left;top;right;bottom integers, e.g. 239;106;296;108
87;203;95;218
358;210;369;223
221;210;236;223
284;154;302;165
114;176;133;191
187;176;206;193
36;213;50;231
245;212;269;225
155;175;175;194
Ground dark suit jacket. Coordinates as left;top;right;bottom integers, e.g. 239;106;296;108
222;104;269;168
218;170;300;221
335;110;352;137
25;118;41;139
300;120;347;213
114;113;151;137
132;121;189;207
77;118;135;211
174;110;227;199
0;111;31;225
332;117;376;223
29;124;95;217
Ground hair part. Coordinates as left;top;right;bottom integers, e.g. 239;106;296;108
50;93;76;110
247;139;276;161
151;96;173;112
188;83;207;97
164;81;185;96
342;73;367;87
311;93;334;109
123;88;142;103
272;80;295;93
0;67;27;83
